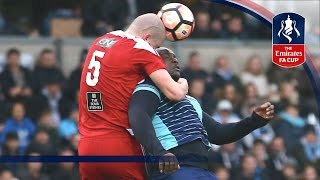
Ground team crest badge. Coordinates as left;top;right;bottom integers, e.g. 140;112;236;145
272;13;305;68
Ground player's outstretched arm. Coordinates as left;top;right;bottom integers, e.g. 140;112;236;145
149;69;188;101
129;90;180;174
203;102;274;145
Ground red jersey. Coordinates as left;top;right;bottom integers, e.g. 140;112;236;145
79;30;165;138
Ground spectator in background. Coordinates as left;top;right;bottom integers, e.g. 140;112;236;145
27;129;56;155
32;48;65;94
210;56;242;91
207;3;245;25
36;110;60;148
295;56;320;116
81;0;128;36
28;129;60;174
0;48;33;101
50;147;80;180
41;1;82;36
215;83;242;114
190;10;215;38
0;0;33;35
279;82;299;105
300;125;320;163
235;153;263;180
0;168;17;180
192;0;244;38
67;48;87;100
58;106;79;140
0;102;35;154
224;83;241;110
264;137;297;179
266;63;300;86
188;78;215;115
1;132;20;155
281;163;298;180
212;99;240;123
212;166;230;180
273;104;305;150
16;151;49;180
275;82;300;112
210;19;223;38
30;0;81;36
241;83;260;117
0;133;21;175
222;16;248;40
302;165;318;180
211;142;243;175
245;121;274;150
29;77;72;126
181;51;208;83
240;55;269;98
251;140;268;169
37;110;55;131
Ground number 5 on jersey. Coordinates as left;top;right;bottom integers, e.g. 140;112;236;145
86;50;105;86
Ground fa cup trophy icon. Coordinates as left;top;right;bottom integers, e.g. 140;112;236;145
277;15;300;43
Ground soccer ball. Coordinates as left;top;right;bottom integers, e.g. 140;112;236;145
158;3;195;41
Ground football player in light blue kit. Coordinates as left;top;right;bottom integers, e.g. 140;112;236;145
129;47;274;180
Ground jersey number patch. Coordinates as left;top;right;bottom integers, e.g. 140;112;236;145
86;50;105;86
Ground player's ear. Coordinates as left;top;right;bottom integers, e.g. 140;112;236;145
143;34;151;41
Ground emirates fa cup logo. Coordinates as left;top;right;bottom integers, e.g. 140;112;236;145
272;13;305;68
277;15;300;43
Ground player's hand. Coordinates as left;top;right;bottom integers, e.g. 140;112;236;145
159;152;180;174
254;102;274;120
177;78;188;95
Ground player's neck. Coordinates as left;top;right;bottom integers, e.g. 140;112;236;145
125;29;140;39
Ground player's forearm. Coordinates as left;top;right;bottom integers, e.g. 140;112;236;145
129;92;168;156
202;112;268;145
149;69;187;101
129;110;168;156
163;82;187;101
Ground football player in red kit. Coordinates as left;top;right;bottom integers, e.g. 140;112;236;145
78;13;189;180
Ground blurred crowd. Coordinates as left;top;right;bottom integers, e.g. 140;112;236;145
0;48;82;179
182;52;320;180
0;45;319;179
0;0;274;39
1;0;319;42
2;0;319;42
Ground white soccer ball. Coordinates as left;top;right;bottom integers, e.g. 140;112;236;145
158;3;195;41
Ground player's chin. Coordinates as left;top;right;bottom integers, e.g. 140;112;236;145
172;72;181;82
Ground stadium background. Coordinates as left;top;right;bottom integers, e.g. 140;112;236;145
0;0;319;179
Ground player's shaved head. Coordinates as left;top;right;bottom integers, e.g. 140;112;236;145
156;47;174;56
127;13;165;37
156;47;181;82
126;13;166;48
